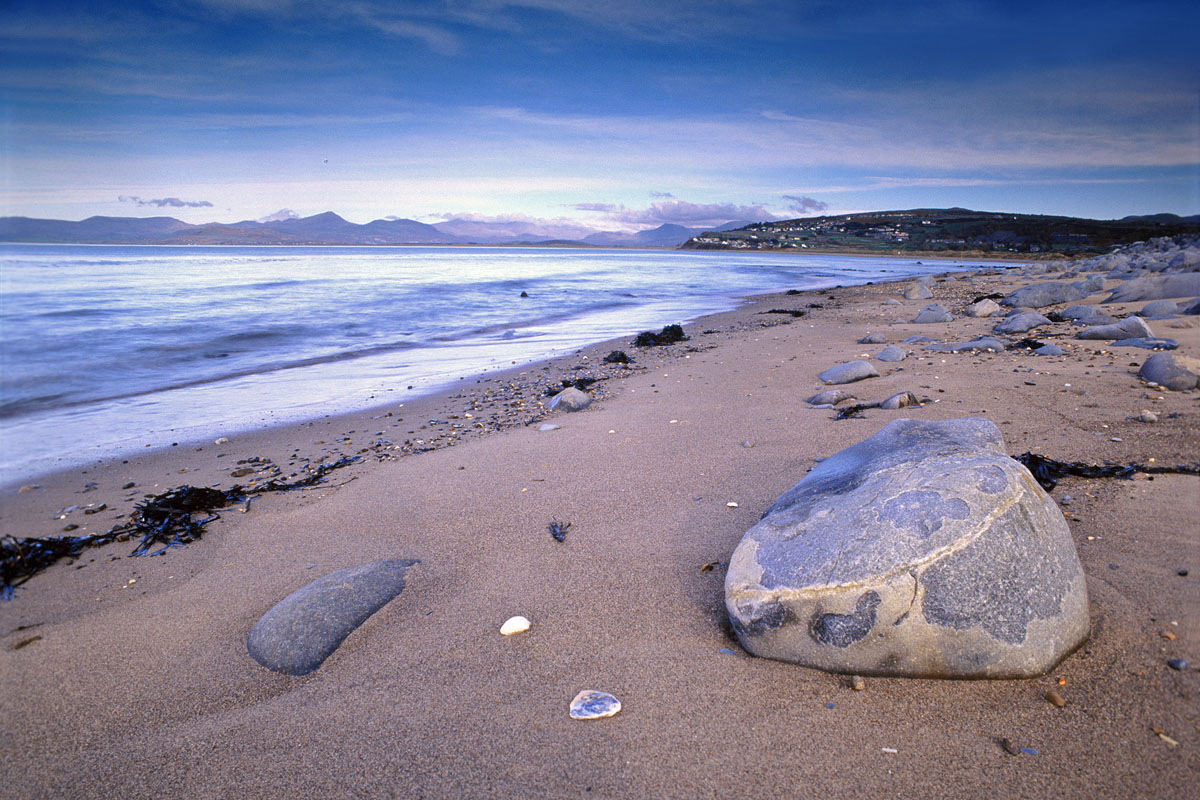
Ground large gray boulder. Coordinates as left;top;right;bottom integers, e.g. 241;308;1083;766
1138;300;1179;317
904;284;933;300
725;418;1089;678
1104;274;1200;303
1000;282;1087;308
1076;315;1154;341
248;559;419;675
1138;353;1200;390
817;361;879;385
993;312;1051;334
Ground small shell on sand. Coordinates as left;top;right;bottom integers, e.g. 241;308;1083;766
500;616;531;636
570;690;621;719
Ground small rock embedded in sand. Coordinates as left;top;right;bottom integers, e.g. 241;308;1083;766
808;389;857;405
965;298;1001;318
817;361;879;385
246;559;419;675
547;387;591;412
214;437;229;444
18;484;41;493
538;423;561;431
1139;411;1158;423
1167;659;1188;671
1035;344;1063;356
1046;690;1066;708
879;391;919;410
857;332;888;344
875;345;906;362
993;312;1051;335
1138;353;1200;391
1001;282;1088;309
903;284;933;300
500;616;531;636
850;675;865;691
569;690;621;719
913;304;954;324
1077;315;1155;341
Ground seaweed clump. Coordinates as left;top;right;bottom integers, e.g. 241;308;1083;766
632;324;688;347
1015;452;1200;492
1;456;357;600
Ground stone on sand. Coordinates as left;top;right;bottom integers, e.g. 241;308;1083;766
879;391;919;410
817;361;879;385
247;559;419;676
1034;344;1064;356
1000;282;1087;308
807;389;858;405
875;345;906;362
1075;315;1154;341
904;284;933;300
993;312;1051;335
965;298;1001;318
1138;353;1200;391
548;387;592;411
569;690;621;720
1111;337;1178;350
725;418;1089;678
857;332;888;344
1139;300;1179;317
1104;274;1200;303
913;304;954;324
925;337;1006;354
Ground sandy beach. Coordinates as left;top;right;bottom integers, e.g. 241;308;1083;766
2;262;1197;798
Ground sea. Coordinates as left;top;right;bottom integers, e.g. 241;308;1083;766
0;244;1007;484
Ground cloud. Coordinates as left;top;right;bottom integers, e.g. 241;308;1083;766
783;195;829;214
573;199;778;227
119;195;214;208
650;191;675;198
258;208;299;222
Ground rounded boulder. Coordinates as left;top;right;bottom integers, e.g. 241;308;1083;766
725;418;1089;679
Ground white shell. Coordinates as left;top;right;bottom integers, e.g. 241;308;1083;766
499;615;531;636
569;690;621;719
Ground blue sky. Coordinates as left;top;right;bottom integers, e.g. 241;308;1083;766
1;0;1197;231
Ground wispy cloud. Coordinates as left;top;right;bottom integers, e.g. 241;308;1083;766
573;199;778;227
783;195;829;214
118;195;214;208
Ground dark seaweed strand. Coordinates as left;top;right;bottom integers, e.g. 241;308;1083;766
1015;452;1200;492
0;456;357;600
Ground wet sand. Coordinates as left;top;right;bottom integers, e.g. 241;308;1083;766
2;265;1197;798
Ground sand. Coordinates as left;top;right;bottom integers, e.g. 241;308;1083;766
1;266;1197;798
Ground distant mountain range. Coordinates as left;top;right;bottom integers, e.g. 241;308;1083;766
0;212;747;248
683;208;1200;255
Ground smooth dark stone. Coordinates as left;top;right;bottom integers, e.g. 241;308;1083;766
1167;659;1188;671
1001;282;1087;308
247;559;419;675
1110;337;1178;350
817;361;879;385
1138;353;1199;391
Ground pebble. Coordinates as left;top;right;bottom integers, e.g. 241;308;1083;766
1046;690;1066;708
850;675;865;691
121;481;136;489
499;616;531;636
569;690;621;720
726;501;739;507
18;485;40;493
214;437;229;444
537;423;561;432
1139;411;1158;423
1167;659;1188;671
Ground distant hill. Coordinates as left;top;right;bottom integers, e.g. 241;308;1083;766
682;208;1200;255
0;212;738;247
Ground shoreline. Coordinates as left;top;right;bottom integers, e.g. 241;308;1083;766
2;259;1196;799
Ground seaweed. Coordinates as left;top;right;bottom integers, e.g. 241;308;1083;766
835;404;874;419
1007;338;1046;350
603;350;632;364
972;293;1005;303
1015;452;1200;492
548;519;571;543
761;308;805;317
632;324;688;347
1;456;357;600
